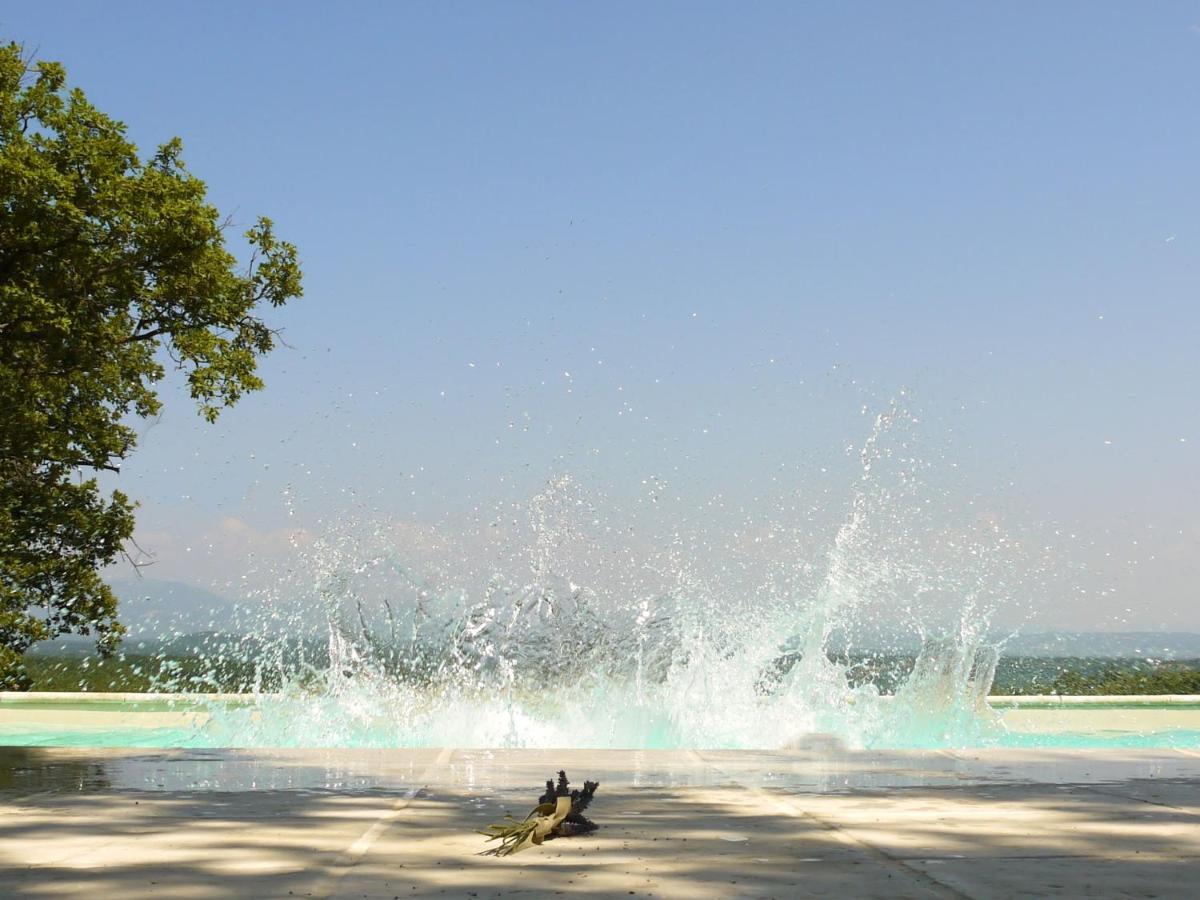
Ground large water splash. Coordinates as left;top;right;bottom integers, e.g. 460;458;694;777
163;398;1036;749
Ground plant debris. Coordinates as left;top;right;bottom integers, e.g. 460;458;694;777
478;770;600;856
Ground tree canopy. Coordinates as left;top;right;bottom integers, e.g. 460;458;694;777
0;43;302;687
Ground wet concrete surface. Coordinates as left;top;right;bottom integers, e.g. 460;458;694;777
1;746;1198;898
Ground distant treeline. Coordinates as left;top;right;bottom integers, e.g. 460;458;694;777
22;654;266;693
15;651;1200;695
824;652;1200;696
1033;660;1200;696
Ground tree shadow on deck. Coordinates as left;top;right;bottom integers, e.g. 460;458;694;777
0;746;1197;898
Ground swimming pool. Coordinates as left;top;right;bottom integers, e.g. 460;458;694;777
3;693;1199;750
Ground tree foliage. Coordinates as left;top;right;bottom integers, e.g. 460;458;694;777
1052;662;1200;696
0;44;302;687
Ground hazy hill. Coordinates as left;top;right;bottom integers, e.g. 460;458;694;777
25;578;1200;663
998;631;1200;659
108;578;243;637
26;579;241;655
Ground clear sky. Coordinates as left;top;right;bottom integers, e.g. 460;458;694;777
5;2;1198;630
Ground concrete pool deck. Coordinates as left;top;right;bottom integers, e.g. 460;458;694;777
2;745;1199;898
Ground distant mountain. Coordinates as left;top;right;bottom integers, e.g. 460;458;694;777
24;578;1200;664
107;578;242;639
25;579;243;655
997;631;1200;660
823;621;1200;659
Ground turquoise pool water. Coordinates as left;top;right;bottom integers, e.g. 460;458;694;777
3;698;1199;750
4;724;1200;750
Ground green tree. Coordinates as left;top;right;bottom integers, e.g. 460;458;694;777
0;44;302;688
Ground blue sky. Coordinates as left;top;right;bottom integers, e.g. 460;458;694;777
6;2;1199;628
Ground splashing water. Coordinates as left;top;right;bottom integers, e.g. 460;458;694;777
155;400;1044;749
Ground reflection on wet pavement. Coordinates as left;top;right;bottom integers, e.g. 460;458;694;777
3;745;1199;795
